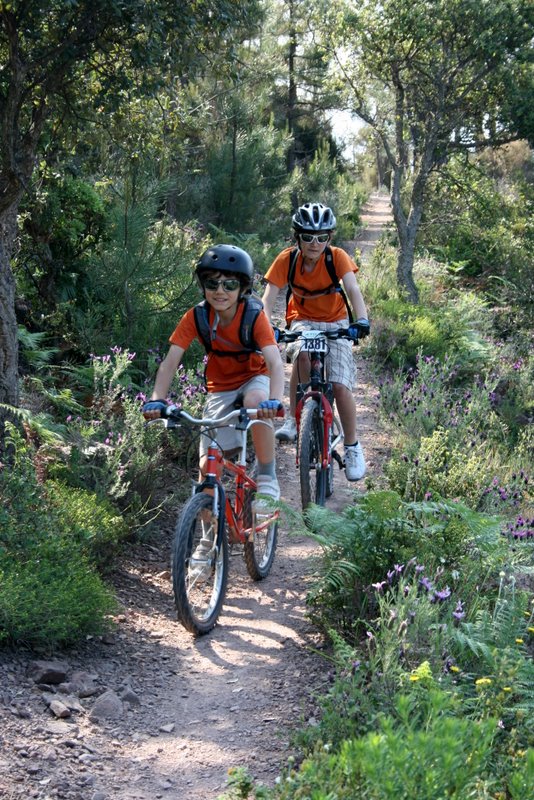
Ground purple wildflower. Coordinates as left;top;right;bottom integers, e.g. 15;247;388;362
419;576;433;592
453;601;465;623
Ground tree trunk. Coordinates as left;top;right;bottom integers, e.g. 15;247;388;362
396;233;419;303
286;0;298;175
0;206;19;407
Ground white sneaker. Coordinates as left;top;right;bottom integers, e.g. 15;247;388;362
275;417;297;442
344;443;366;481
253;475;280;511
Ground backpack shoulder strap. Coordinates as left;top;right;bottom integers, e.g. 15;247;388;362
285;248;300;318
239;295;263;352
193;300;212;352
325;247;354;323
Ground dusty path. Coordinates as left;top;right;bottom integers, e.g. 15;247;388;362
0;194;393;800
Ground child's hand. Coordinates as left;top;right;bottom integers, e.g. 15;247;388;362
142;399;167;420
257;399;284;419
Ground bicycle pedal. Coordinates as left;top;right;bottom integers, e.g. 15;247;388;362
332;451;344;469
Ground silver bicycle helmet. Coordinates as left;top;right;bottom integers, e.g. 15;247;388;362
292;202;336;232
195;244;254;292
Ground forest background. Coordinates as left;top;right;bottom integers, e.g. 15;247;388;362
1;1;533;798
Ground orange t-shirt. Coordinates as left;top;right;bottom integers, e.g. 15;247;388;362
169;301;277;393
265;246;358;323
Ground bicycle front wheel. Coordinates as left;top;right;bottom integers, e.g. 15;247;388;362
172;492;228;635
299;398;327;509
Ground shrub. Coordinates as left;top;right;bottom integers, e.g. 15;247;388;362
386;428;493;506
303;491;504;635
46;481;127;569
272;690;497;800
0;538;117;650
0;424;119;650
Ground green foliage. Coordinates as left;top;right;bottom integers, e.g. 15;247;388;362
304;491;503;635
46;482;127;569
272;689;496;799
218;766;271;800
367;279;493;370
386;428;495;506
0;425;118;649
423;155;534;328
73;185;202;357
0;540;117;650
269;567;534;800
17;326;59;370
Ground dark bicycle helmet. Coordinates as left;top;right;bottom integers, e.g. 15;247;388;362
292;202;336;232
195;244;254;291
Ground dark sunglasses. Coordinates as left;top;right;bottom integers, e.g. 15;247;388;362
203;277;241;292
299;232;330;244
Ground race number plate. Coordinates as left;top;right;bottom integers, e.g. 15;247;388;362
299;331;328;353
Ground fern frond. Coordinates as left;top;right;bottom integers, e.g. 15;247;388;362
0;404;66;444
18;325;58;367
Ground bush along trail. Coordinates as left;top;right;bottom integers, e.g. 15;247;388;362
2;192;533;800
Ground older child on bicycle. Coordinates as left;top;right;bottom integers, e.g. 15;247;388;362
142;244;284;505
262;202;370;481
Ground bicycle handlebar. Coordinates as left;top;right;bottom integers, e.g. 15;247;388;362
277;327;359;344
162;405;284;427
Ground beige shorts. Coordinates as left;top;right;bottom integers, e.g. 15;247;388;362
285;319;356;390
199;374;270;456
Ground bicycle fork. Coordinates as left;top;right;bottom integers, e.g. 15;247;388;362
295;392;336;470
196;446;227;550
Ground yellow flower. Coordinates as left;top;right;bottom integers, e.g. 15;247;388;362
450;665;460;673
503;687;512;693
527;627;534;634
475;677;492;687
409;675;420;682
515;638;524;645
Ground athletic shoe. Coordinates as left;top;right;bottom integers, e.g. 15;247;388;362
275;417;297;442
344;443;366;481
253;475;281;512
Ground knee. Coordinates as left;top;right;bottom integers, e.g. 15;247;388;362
244;389;267;408
333;383;350;399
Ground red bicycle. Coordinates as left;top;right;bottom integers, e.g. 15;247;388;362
277;327;359;510
155;405;282;635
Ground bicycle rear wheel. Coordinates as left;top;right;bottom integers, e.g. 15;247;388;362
172;492;228;635
299;398;327;509
242;466;278;580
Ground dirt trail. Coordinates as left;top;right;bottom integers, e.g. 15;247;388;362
0;194;393;800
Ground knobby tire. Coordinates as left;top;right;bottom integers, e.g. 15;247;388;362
242;468;278;580
172;492;228;635
299;399;327;509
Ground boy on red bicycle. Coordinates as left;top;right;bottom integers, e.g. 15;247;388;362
142;244;284;504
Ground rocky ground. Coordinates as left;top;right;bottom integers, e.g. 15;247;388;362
0;195;392;800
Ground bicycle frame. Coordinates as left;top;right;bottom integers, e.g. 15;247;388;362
293;335;343;472
165;407;279;543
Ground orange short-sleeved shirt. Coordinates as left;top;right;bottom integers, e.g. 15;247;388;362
265;246;358;323
169;301;277;393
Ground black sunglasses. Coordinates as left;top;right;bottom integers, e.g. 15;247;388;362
203;277;241;292
299;232;330;244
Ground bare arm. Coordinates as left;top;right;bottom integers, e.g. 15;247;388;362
341;271;368;320
261;344;285;407
261;282;281;324
151;344;185;400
